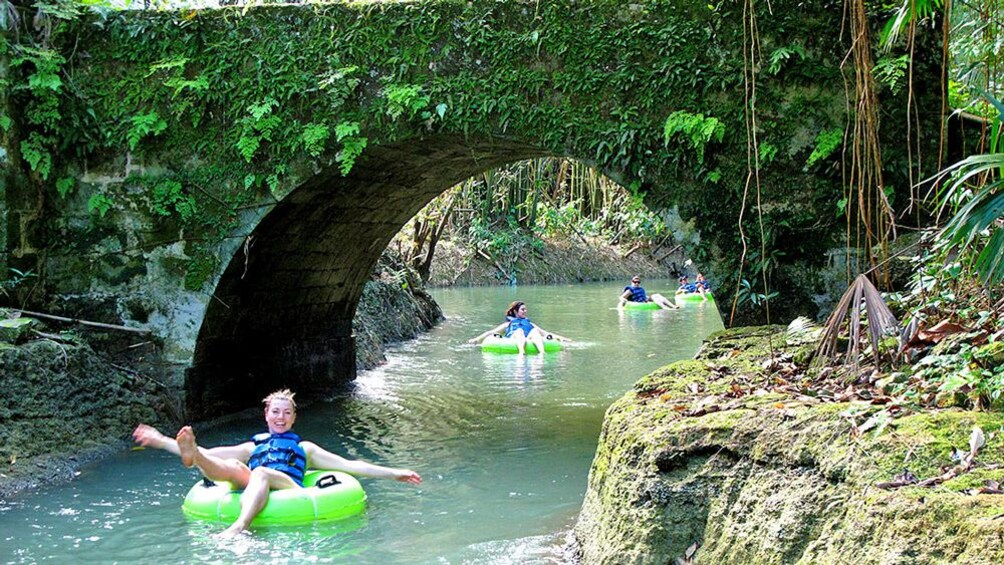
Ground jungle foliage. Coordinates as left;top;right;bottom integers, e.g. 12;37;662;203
392;158;670;284
809;0;1004;412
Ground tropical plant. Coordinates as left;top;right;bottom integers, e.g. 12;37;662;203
815;274;900;368
928;91;1004;286
0;267;39;307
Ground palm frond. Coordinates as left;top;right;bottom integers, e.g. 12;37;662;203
974;228;1004;285
942;189;1004;246
880;0;943;52
815;275;899;367
786;316;822;345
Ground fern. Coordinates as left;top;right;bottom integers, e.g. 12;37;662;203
300;123;330;157
805;128;843;169
20;132;53;180
234;99;280;162
873;54;908;94
55;176;75;199
337;137;368;176
767;45;806;75
758;143;778;165
87;193;114;218
150;179;196;221
384;84;429;120
335;121;367;175
164;74;209;98
127;111;167;150
236;134;260;163
247;97;278;121
146;57;188;77
663;111;725;164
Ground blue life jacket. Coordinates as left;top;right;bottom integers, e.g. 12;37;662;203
505;315;535;338
681;283;698;293
248;431;307;486
623;285;648;302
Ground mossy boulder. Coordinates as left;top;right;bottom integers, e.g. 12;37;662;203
0;317;40;344
575;326;1004;564
0;337;171;497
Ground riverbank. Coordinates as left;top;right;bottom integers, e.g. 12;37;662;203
426;234;678;287
574;324;1004;563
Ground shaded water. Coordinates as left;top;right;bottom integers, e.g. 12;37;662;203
0;282;723;564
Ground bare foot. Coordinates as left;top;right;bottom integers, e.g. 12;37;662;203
176;426;198;468
216;524;251;538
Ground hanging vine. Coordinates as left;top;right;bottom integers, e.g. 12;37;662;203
843;0;898;285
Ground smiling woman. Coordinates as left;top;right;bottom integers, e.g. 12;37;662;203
467;300;572;355
130;389;422;536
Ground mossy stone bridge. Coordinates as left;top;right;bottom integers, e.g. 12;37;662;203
0;0;942;418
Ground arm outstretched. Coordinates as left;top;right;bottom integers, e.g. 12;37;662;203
467;321;508;344
535;325;572;342
302;442;422;484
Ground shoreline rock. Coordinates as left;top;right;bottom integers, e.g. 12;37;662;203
574;326;1004;564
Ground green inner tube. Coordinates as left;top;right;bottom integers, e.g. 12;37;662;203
623;301;662;310
181;470;367;526
676;291;714;303
480;334;562;354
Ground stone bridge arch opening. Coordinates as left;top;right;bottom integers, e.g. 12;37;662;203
187;137;700;419
188;136;561;418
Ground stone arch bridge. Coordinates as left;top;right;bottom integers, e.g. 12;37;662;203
0;0;942;418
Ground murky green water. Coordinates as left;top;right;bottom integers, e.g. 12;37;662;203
0;282;723;564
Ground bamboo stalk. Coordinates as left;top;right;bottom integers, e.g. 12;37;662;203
12;309;151;334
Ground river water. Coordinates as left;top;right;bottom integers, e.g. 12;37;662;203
0;282;723;564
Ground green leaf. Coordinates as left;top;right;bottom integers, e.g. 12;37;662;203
146;57;189;78
337;136;368;176
88;193;114;218
236;135;260;163
127;111;168;151
806;128;844;169
300;123;331;157
56;177;75;199
974;228;1004;285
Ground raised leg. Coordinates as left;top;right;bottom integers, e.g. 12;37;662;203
176;426;251;487
651;293;679;310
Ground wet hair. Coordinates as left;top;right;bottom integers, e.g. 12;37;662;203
263;389;297;411
505;301;525;318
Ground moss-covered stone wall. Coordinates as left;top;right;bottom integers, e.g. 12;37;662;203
1;0;943;416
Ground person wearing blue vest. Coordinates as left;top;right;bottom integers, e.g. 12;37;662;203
675;274;709;301
132;389;421;536
468;300;571;355
618;275;679;309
